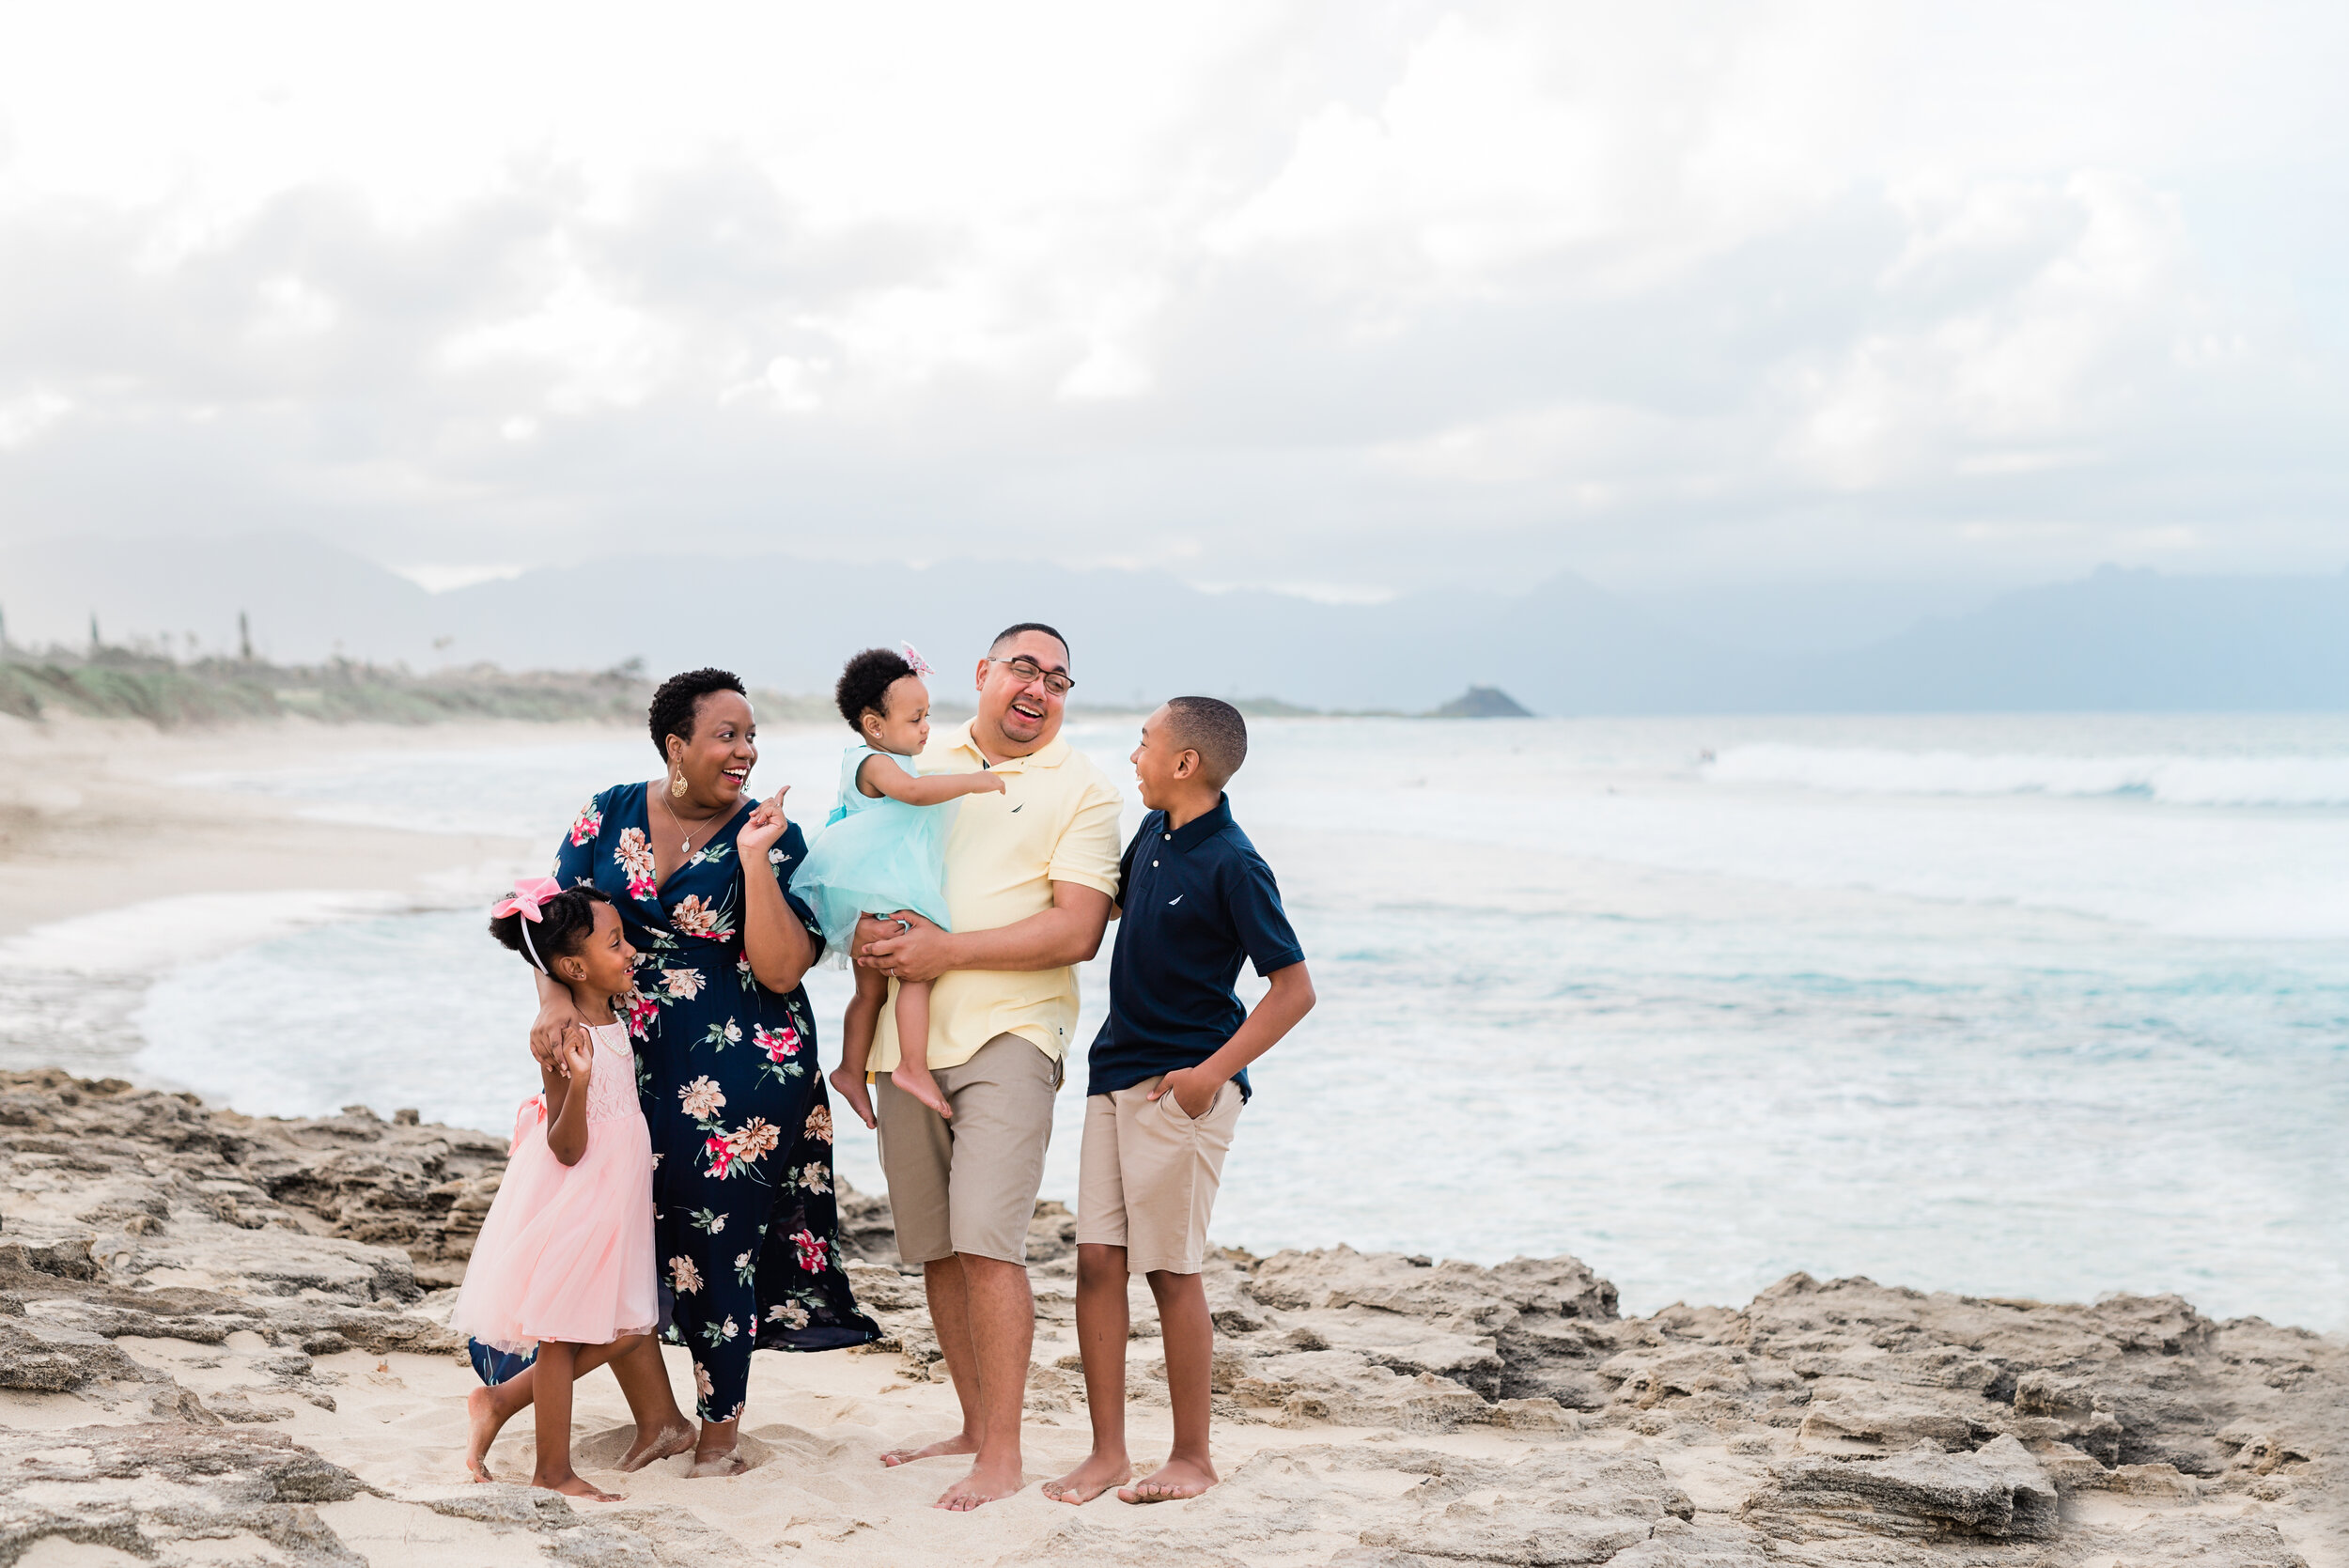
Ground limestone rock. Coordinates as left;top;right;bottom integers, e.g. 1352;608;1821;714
1226;1348;1489;1429
2068;1514;2310;1567
1605;1524;1772;1566
2;1068;2343;1568
0;1421;368;1566
0;1313;149;1389
424;1484;745;1566
1744;1436;2057;1542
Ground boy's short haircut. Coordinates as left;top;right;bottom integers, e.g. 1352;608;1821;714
1162;696;1248;787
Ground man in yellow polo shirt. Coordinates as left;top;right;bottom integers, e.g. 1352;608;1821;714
854;622;1122;1511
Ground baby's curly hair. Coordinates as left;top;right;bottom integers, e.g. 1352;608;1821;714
835;646;917;732
489;885;613;971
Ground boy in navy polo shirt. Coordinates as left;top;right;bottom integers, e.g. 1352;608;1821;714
1043;697;1316;1508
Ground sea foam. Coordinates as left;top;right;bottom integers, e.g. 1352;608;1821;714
1706;744;2349;807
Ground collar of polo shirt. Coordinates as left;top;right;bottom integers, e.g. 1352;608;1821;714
1162;794;1234;852
944;718;1071;773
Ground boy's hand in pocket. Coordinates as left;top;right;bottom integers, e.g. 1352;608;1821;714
1148;1066;1218;1119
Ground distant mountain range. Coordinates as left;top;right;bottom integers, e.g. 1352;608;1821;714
5;535;2345;714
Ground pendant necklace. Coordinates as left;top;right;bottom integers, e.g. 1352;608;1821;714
661;788;729;858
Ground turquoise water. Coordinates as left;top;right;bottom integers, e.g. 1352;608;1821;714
66;715;2349;1327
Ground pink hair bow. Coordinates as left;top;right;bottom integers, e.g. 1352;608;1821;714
493;877;565;972
900;642;935;677
493;877;564;922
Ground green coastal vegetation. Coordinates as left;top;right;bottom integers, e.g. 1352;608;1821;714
0;644;840;729
0;626;1532;729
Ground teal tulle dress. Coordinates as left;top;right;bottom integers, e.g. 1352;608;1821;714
789;745;956;953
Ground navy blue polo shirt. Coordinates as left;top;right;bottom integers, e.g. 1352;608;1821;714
1087;796;1305;1100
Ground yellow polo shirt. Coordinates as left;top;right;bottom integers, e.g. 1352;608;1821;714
869;722;1126;1073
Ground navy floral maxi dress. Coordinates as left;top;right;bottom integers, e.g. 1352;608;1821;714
554;782;877;1421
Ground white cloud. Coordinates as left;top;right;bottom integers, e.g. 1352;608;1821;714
0;392;71;450
1781;172;2204;489
0;0;2343;592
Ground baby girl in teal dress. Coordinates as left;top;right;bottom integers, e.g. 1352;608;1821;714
791;645;1003;1127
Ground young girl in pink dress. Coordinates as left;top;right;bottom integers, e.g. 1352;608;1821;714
454;879;659;1500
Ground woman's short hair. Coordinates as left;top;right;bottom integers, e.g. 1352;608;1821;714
647;667;748;757
489;885;613;970
835;647;916;731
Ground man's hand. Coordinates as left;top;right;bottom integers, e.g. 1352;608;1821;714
855;911;955;984
529;994;589;1069
1147;1065;1221;1120
736;787;792;861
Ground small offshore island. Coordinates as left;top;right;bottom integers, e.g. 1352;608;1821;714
0;1068;2336;1568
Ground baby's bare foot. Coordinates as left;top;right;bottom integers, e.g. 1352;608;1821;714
892;1064;953;1119
1118;1455;1218;1504
830;1064;877;1129
1043;1451;1132;1504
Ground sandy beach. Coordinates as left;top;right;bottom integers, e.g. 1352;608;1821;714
0;716;2341;1568
0;711;580;937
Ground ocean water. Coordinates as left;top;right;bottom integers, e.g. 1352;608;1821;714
10;714;2346;1328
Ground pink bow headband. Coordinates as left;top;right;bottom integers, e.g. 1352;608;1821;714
492;877;565;971
901;642;935;677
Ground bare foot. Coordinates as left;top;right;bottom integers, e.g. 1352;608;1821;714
935;1454;1025;1511
880;1431;979;1467
463;1386;506;1482
891;1063;953;1119
539;1474;622;1502
830;1065;877;1130
1042;1451;1132;1504
687;1449;748;1478
617;1420;696;1473
1118;1455;1218;1504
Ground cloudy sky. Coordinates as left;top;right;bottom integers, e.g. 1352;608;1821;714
1;0;2344;602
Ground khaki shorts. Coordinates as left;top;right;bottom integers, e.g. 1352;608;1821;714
1075;1076;1244;1276
873;1032;1062;1266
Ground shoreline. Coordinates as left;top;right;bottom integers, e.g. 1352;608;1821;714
6;714;2344;1314
1;1066;2339;1568
0;711;588;937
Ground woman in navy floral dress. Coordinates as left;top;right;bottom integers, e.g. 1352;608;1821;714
534;667;876;1476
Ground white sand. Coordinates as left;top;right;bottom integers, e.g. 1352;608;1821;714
0;712;581;937
96;1308;1557;1563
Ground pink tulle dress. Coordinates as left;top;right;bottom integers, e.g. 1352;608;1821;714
452;1020;658;1354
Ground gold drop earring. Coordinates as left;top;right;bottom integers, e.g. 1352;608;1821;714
669;768;689;798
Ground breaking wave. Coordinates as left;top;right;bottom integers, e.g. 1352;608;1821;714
1705;746;2349;807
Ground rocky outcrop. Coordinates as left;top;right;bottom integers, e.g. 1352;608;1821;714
0;1421;369;1565
1743;1436;2060;1542
1;1069;2341;1568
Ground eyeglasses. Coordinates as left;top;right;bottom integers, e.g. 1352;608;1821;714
988;656;1075;696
